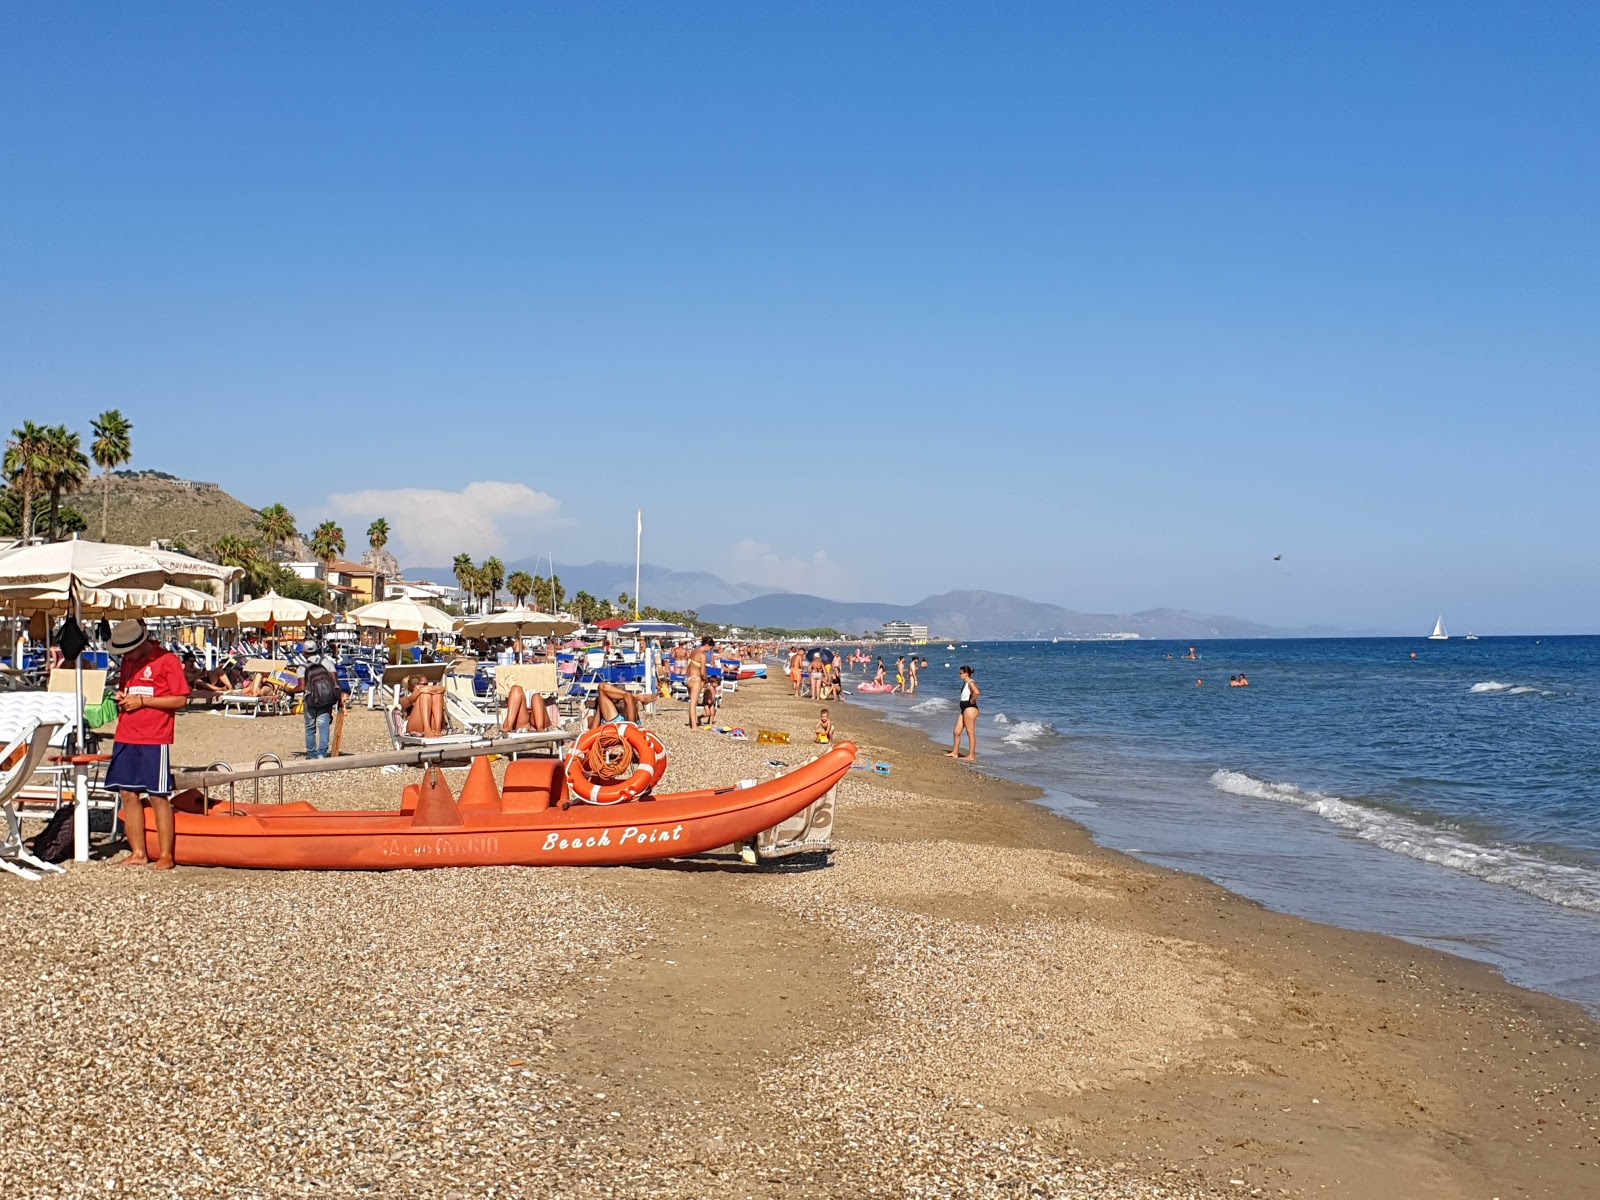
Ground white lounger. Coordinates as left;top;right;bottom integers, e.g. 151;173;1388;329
0;699;68;881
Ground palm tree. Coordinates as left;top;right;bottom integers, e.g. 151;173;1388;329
309;520;345;567
532;575;553;611
213;534;269;593
481;557;505;608
549;574;566;612
367;517;390;555
3;421;51;540
89;409;133;540
507;570;533;607
616;591;631;616
256;504;297;557
41;425;90;540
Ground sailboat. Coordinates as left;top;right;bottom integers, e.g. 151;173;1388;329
1428;616;1449;641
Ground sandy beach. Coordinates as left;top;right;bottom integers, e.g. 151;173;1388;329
2;677;1596;1198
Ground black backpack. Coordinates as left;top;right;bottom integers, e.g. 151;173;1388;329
303;661;341;710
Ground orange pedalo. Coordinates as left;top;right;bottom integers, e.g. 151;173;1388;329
564;722;668;806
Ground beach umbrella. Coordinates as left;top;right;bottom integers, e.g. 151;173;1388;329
594;617;629;631
0;537;242;863
216;590;333;629
805;647;836;664
347;597;455;634
0;537;240;595
455;607;580;639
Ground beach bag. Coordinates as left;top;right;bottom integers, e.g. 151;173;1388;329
303;662;340;711
30;806;76;864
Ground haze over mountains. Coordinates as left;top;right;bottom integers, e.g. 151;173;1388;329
408;561;1348;638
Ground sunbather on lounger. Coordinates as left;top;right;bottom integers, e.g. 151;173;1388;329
181;651;230;696
501;684;555;733
587;680;647;730
400;675;446;737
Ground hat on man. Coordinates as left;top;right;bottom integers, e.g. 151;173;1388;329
108;619;149;655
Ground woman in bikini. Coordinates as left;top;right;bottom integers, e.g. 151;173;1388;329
399;674;446;737
501;684;555;732
947;665;980;761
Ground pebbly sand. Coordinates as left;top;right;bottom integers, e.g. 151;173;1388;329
1;679;1596;1198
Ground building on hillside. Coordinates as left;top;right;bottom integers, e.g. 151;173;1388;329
285;561;324;582
325;559;385;606
879;621;930;643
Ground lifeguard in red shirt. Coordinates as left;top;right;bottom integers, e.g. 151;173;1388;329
105;620;190;870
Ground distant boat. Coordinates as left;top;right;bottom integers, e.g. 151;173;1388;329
1464;633;1479;641
1428;616;1449;641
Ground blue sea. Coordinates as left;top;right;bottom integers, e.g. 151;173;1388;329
845;637;1600;1013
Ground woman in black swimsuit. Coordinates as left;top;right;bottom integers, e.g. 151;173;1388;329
947;665;980;761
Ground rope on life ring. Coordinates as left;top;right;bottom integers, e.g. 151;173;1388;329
564;722;668;806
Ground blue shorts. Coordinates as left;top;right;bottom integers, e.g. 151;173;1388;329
104;742;175;797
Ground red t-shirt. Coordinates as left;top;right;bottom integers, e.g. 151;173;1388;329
114;647;190;745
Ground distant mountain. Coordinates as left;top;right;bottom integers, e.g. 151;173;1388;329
698;589;1348;640
404;560;781;612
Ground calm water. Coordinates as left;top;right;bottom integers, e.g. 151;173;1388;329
846;637;1600;1013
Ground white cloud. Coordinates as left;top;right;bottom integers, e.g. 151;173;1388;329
324;481;560;563
728;539;851;596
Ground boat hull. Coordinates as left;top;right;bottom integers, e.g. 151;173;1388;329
133;744;855;870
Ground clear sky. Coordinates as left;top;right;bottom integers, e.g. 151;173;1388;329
3;3;1596;632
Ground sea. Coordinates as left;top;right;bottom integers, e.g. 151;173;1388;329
844;637;1600;1014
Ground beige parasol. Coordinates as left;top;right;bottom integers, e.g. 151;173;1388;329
454;607;580;639
346;597;455;634
216;590;333;628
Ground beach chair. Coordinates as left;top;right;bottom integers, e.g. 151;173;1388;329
0;697;69;880
385;704;482;752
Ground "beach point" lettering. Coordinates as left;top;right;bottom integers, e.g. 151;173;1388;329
542;824;685;853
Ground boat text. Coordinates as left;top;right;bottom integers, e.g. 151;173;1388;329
542;824;685;852
380;836;502;859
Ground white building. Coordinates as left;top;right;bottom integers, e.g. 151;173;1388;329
879;621;930;643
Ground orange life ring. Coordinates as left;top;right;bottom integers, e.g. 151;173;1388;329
564;722;668;806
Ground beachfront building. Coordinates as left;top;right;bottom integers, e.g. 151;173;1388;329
325;559;385;607
386;579;462;607
879;621;930;643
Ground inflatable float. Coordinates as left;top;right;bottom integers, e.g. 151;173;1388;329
854;682;897;693
130;740;856;871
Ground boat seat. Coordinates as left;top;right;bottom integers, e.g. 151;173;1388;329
501;758;562;814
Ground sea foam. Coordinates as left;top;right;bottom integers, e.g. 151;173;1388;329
908;697;953;714
1470;681;1551;696
1211;769;1600;913
993;712;1060;747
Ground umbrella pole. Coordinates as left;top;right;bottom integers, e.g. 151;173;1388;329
72;586;90;863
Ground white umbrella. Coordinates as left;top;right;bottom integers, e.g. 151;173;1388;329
0;538;241;862
3;583;220;617
347;598;455;634
216;590;333;628
455;607;580;639
0;537;241;594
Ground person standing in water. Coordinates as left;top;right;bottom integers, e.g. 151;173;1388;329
947;665;980;761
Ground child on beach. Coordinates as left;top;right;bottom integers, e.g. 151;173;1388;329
815;708;835;744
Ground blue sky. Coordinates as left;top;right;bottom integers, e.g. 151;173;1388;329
3;3;1596;632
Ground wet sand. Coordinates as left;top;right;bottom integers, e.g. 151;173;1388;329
1;680;1596;1197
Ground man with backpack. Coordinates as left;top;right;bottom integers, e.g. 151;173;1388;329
300;640;347;760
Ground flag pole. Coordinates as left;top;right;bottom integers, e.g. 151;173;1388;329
634;509;642;618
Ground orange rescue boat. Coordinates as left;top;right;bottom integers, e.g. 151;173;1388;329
128;742;856;870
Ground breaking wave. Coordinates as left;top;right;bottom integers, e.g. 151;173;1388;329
1211;770;1600;913
993;713;1060;747
1470;681;1551;696
908;697;953;714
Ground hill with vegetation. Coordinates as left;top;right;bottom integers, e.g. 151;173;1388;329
99;471;265;552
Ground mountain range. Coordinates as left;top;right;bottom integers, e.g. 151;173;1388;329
697;589;1349;640
404;561;1344;639
405;560;782;612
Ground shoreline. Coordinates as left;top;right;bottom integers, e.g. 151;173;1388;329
3;679;1597;1197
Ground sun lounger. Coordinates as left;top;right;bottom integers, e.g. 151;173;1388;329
385;704;483;752
0;698;69;880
